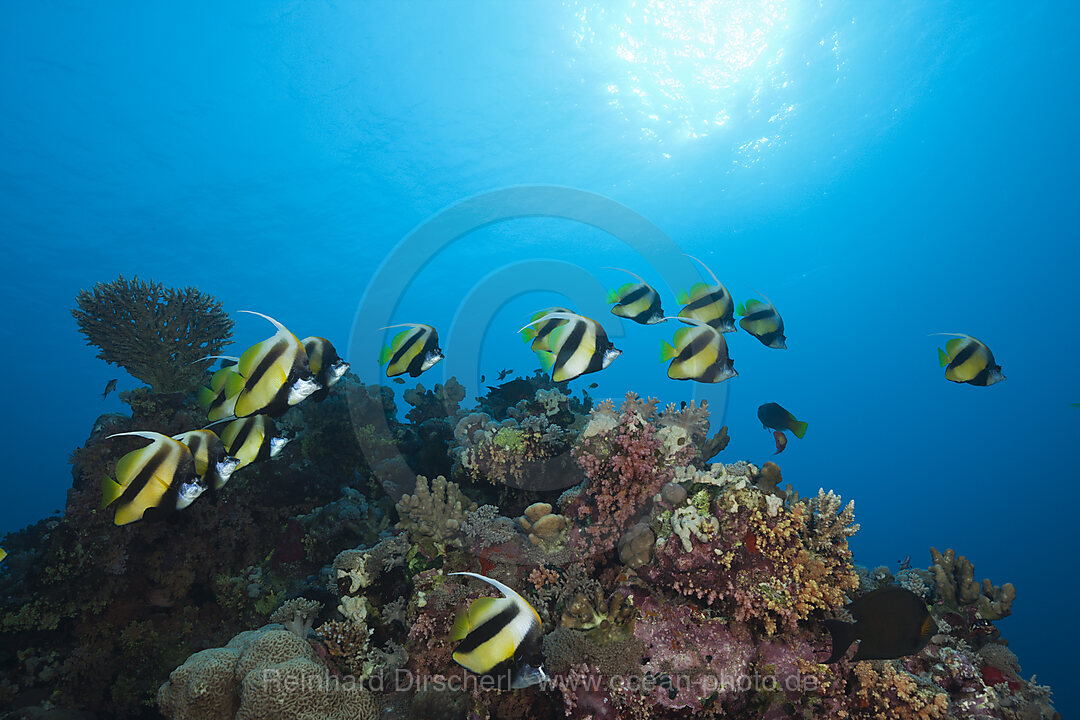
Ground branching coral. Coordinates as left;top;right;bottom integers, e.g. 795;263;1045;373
567;393;694;556
648;465;858;635
72;275;233;393
807;488;860;551
930;547;1016;620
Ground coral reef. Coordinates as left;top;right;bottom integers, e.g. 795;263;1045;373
71;275;233;393
1;364;1059;720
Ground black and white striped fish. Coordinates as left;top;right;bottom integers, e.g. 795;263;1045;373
449;572;549;690
232;312;321;418
604;267;665;325
736;294;786;349
660;316;737;383
378;324;444;378
217;415;289;472
519;311;621;382
172;429;240;490
934;333;1005;386
102;432;204;526
676;254;736;333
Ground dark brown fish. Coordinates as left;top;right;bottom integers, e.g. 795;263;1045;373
498;368;513;381
825;587;937;663
102;379;117;400
392;377;405;384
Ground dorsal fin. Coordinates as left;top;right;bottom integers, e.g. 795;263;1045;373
684;253;720;285
602;266;647;285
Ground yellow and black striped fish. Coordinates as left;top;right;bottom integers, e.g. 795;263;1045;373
232;312;321;418
676;254;736;333
378;324;444;378
604;268;665;325
519;311;621;383
660;316;737;383
218;415;289;472
736;295;786;349
934;333;1005;386
0;548;7;563
197;362;245;422
449;572;549;690
302;336;350;389
102;432;203;526
519;307;572;352
172;430;240;490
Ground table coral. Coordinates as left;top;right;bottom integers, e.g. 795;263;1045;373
71;275;233;393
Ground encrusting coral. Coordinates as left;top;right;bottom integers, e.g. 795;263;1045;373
71;275;234;393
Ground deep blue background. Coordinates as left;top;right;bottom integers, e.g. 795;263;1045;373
2;1;1076;714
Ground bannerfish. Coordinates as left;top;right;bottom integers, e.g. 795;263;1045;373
172;430;240;490
449;572;549;690
0;548;7;563
825;586;938;663
520;307;572;352
102;378;117;400
302;337;350;389
233;312;322;417
198;363;245;422
676;254;736;333
772;430;788;455
378;324;444;378
757;403;808;439
519;312;621;383
302;336;350;402
102;432;204;526
659;316;737;383
934;333;1005;386
604;267;665;325
218;415;289;472
736;295;786;349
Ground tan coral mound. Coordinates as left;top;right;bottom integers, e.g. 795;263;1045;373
158;626;377;720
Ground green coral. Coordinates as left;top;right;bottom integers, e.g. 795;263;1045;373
71;274;233;393
493;426;525;452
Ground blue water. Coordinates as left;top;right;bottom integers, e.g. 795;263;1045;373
2;0;1076;714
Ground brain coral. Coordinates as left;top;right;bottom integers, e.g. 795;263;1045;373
158;625;377;720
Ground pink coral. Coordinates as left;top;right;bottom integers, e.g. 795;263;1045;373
568;395;692;558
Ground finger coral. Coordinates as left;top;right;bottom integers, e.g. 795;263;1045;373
72;275;233;393
930;547;1016;620
394;475;477;549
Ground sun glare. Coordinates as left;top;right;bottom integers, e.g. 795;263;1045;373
571;0;794;151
